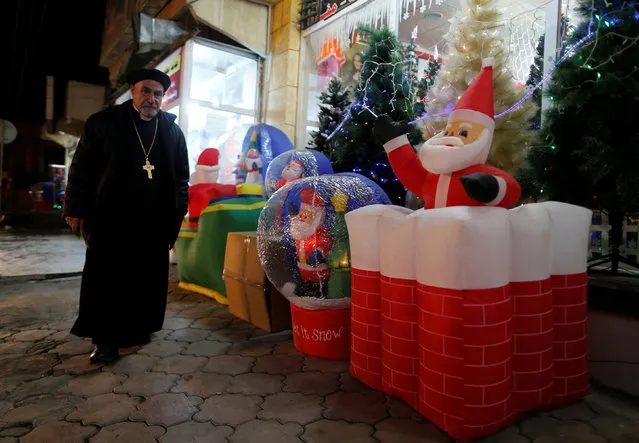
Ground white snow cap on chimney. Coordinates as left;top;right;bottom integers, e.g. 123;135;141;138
482;57;495;68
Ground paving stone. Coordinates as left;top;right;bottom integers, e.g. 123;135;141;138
138;340;184;357
47;331;78;341
66;393;138;426
49;340;94;357
0;342;32;354
152;329;173;340
90;422;165;443
208;328;253;342
272;341;303;356
202;355;254;375
340;371;371;392
130;393;202;427
0;395;80;427
0;438;16;443
258;392;323;424
473;425;532;443
41;320;76;331
168;328;210;342
226;341;275;357
105;354;159;375
386;396;426;421
303;419;375;443
183;341;231;357
53;354;103;376
0;402;11;417
160;422;233;443
253;355;304;375
229;419;303;443
195;394;262;426
324;391;389;424
283;371;340;395
190;318;233;331
113;372;179;398
10;330;55;342
591;415;639;440
59;372;123;397
0;354;60;382
1;375;72;402
0;426;30;437
20;421;97;443
521;417;604;441
0;332;12;341
374;418;449;443
27;341;58;354
230;319;255;330
162;318;194;330
550;401;597;421
228;373;284;395
153;355;207;374
304;356;350;373
176;306;219;320
171;373;232;397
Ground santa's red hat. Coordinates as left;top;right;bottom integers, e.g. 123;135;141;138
449;58;495;130
300;188;324;209
288;159;304;168
196;148;220;172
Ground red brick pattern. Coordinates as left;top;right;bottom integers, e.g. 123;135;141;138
380;275;419;406
350;268;383;390
550;272;589;406
510;279;554;412
349;272;589;442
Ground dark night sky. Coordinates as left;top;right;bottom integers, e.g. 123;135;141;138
2;0;110;122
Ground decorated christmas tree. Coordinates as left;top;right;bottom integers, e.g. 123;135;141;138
403;26;421;106
308;76;351;163
423;0;536;175
524;0;639;273
414;57;442;117
331;26;425;205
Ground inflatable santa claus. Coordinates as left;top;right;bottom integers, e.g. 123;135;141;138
188;148;237;223
373;58;521;209
275;159;304;191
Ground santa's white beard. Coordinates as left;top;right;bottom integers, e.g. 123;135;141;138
191;169;219;185
290;210;324;241
282;165;303;180
418;128;493;174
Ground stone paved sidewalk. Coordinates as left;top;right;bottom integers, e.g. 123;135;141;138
0;232;86;279
1;269;639;442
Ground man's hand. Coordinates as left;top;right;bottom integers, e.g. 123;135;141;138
373;114;409;145
65;217;82;233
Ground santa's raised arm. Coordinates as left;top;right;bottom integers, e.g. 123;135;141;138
373;58;521;209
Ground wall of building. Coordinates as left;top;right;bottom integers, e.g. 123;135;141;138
266;0;301;146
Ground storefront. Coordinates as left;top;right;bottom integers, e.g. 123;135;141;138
115;37;261;183
297;0;551;147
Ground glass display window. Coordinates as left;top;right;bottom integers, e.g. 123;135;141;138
299;0;391;147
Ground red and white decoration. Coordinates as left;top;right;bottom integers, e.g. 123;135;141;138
188;148;237;223
345;202;591;441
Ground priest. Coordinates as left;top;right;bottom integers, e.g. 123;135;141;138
63;68;190;364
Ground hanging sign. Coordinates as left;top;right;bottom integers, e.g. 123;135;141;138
156;48;182;110
320;0;361;21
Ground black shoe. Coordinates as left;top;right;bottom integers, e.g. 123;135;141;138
89;345;119;364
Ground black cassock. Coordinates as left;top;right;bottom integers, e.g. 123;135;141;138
64;100;189;347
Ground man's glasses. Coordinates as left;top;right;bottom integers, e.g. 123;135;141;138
141;87;165;98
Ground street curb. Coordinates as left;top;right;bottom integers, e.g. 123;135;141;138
0;271;83;285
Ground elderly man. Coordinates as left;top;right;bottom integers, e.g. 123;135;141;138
63;68;189;363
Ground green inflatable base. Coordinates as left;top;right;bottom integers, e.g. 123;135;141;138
175;196;266;304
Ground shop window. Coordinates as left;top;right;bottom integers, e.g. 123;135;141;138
184;40;260;180
299;0;390;148
190;42;258;112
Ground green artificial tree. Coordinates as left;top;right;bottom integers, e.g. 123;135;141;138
403;26;421;108
308;76;351;163
331;26;425;205
415;57;442;117
524;0;639;273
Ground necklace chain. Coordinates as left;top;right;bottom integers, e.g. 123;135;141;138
131;115;158;160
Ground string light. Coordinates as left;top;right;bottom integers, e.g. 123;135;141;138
325;5;638;140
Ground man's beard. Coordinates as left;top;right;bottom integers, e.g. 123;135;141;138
290;210;324;240
418;128;493;174
140;105;158;120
